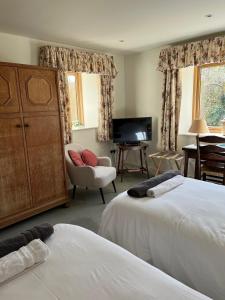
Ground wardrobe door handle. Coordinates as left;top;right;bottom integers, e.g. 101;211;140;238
24;124;29;128
15;124;22;128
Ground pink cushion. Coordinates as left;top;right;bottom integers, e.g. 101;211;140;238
68;150;85;166
81;149;97;167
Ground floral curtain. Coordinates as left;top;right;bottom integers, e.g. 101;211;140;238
158;36;225;72
158;35;225;151
39;46;117;144
161;69;182;151
98;76;114;141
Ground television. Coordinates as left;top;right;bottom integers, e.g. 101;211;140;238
112;117;152;144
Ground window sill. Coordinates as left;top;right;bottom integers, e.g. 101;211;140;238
179;132;225;137
72;126;97;131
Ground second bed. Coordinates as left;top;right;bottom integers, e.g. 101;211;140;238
99;177;225;300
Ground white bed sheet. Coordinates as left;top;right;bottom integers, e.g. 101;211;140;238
0;224;210;300
99;178;225;300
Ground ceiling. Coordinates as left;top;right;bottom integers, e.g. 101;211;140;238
0;0;225;53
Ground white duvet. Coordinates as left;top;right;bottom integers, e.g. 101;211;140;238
0;224;210;300
99;178;225;300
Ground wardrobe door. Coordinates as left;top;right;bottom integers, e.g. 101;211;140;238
0;118;31;218
0;66;20;113
18;68;59;112
24;115;66;205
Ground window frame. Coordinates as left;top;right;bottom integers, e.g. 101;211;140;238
192;62;225;133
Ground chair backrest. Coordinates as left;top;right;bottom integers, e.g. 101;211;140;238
198;135;225;144
196;135;225;179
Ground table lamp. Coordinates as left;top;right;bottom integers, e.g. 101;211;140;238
188;119;209;137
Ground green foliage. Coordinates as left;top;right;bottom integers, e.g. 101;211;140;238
201;65;225;126
206;102;225;126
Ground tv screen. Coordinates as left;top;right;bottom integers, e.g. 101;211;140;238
112;117;152;144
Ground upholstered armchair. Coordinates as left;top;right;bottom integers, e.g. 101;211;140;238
65;143;117;204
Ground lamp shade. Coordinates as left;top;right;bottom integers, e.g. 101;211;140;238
188;119;209;134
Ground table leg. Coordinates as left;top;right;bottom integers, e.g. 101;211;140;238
117;148;121;174
194;158;198;179
121;149;124;182
143;148;150;178
183;151;189;177
140;149;144;174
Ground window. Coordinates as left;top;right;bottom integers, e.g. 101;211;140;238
67;72;100;130
193;63;225;132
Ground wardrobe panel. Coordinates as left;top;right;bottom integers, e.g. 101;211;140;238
0;118;31;218
24;115;66;205
0;66;20;113
18;68;59;112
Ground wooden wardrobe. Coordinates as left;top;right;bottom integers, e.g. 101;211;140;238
0;62;69;229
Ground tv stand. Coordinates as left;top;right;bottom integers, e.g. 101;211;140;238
119;142;141;146
117;143;149;182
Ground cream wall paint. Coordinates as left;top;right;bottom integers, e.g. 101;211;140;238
0;32;125;157
124;47;196;175
125;48;163;153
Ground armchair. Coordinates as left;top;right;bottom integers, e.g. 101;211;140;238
65;143;117;204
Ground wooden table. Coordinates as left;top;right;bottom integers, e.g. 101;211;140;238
182;144;198;178
117;143;149;181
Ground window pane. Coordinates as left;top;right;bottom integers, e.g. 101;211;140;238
67;74;79;125
200;65;225;126
67;72;100;130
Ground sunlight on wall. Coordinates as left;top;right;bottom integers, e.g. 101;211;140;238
179;66;194;135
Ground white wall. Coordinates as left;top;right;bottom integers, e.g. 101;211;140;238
0;32;125;157
125;48;163;151
124;47;196;174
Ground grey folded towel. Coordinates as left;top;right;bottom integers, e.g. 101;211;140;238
127;170;181;198
0;223;54;258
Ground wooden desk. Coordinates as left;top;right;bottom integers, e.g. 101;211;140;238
182;144;197;178
117;143;149;181
183;143;225;178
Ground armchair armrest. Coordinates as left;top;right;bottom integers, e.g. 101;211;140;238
67;164;96;187
97;156;112;167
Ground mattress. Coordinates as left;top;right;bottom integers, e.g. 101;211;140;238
0;223;210;300
99;178;225;300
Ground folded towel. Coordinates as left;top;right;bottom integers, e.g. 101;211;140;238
147;175;184;198
127;170;181;198
0;223;54;258
0;239;50;283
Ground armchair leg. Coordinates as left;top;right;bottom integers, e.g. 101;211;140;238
72;185;76;199
99;188;105;204
112;181;117;193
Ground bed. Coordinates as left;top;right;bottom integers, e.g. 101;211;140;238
0;223;210;300
99;177;225;300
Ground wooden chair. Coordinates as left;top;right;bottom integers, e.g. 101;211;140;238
196;135;225;185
